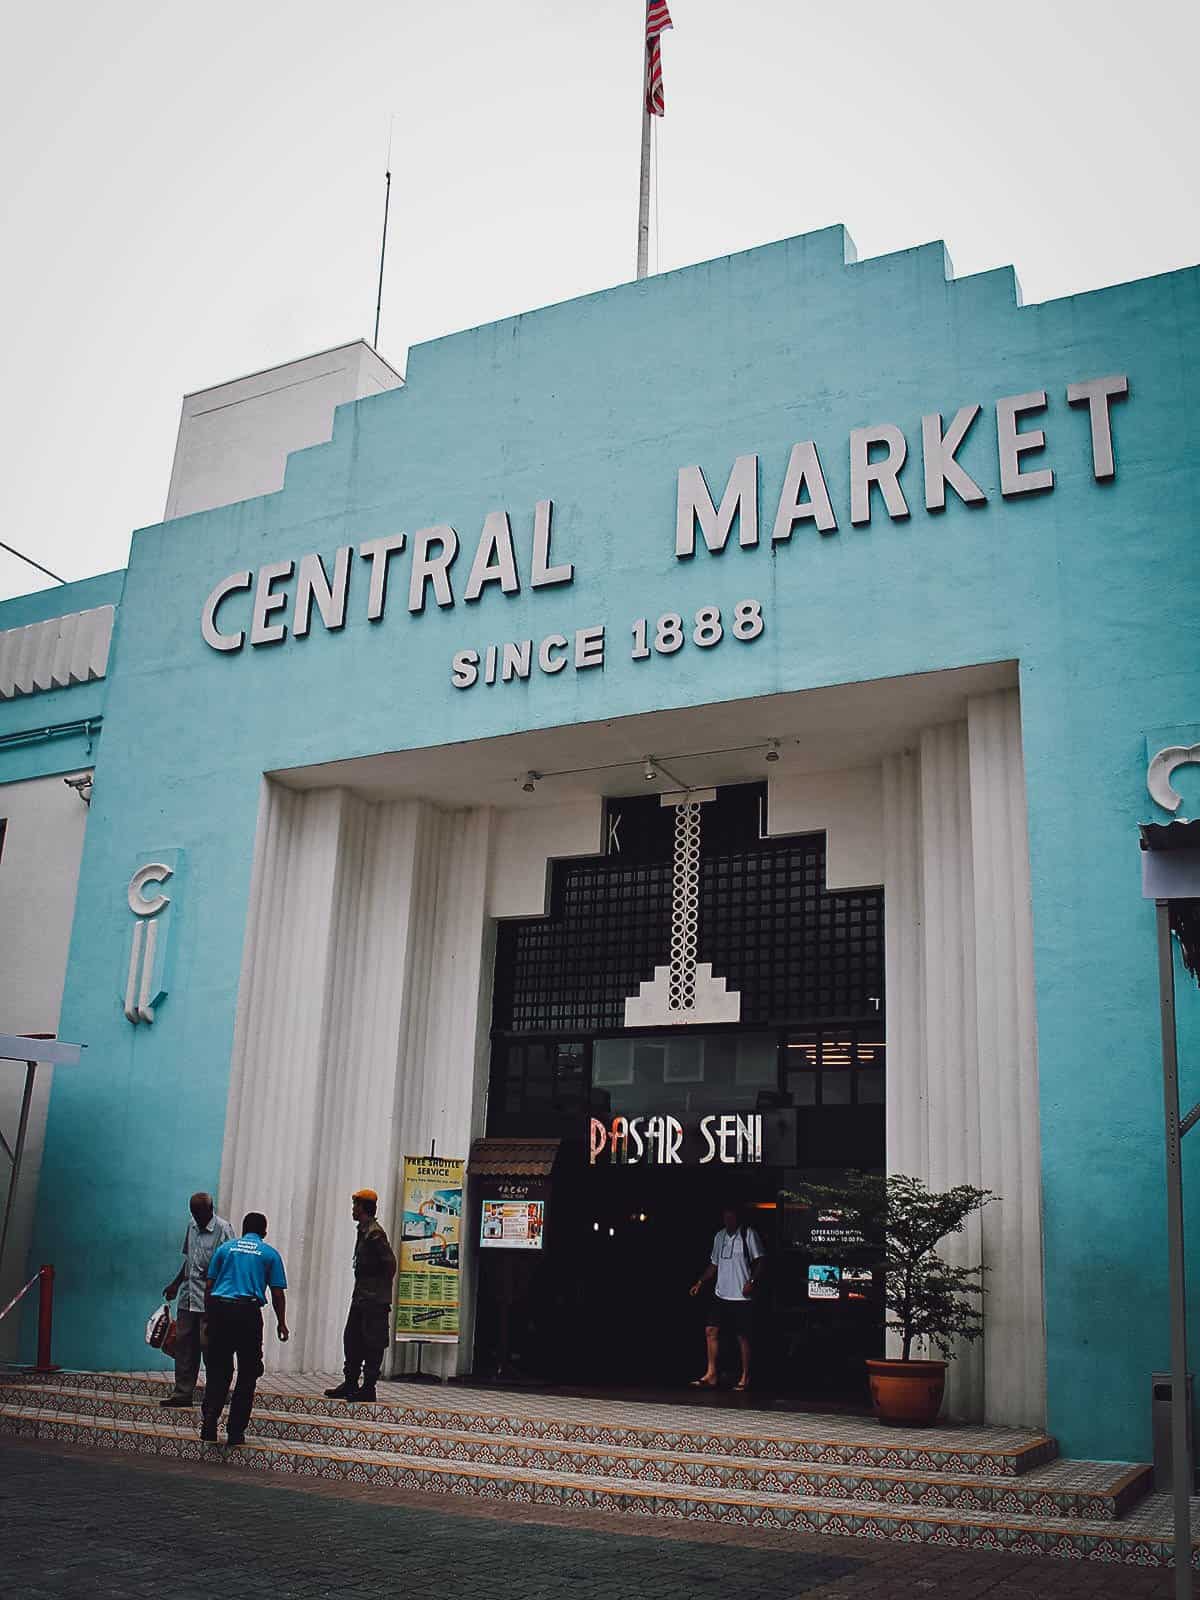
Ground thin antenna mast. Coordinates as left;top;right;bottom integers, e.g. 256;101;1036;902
373;118;395;348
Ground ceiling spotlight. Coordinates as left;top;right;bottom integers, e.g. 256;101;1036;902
765;740;781;764
522;771;539;793
643;757;657;782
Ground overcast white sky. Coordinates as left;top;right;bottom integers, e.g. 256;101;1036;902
1;0;1196;600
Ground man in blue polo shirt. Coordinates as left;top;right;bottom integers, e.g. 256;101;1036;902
201;1211;289;1447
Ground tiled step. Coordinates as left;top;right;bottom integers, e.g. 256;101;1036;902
0;1405;1195;1572
2;1371;1058;1477
0;1383;1149;1522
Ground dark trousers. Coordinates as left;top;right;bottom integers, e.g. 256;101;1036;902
171;1308;205;1398
202;1299;263;1440
343;1301;390;1387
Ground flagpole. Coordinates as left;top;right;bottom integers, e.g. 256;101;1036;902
636;84;651;280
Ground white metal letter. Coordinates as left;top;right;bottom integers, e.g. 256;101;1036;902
771;442;837;539
408;526;459;613
1067;375;1128;480
293;548;351;637
359;533;407;621
249;560;294;647
538;633;569;674
464;511;520;602
996;391;1054;496
501;639;532;681
201;571;252;652
531;499;573;588
451;650;479;689
922;405;986;510
676;455;759;557
850;426;909;524
574;625;605;669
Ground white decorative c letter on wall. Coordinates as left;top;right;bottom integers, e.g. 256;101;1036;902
123;851;184;1024
1148;744;1200;814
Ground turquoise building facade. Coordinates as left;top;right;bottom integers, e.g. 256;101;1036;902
2;226;1198;1463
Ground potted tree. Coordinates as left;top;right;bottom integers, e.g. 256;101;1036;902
794;1172;993;1427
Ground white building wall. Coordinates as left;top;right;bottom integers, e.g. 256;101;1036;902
487;801;603;918
0;771;91;1354
164;343;403;522
766;767;883;889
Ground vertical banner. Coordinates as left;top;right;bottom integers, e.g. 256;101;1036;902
395;1155;464;1343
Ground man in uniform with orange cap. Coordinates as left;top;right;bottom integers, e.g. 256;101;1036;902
324;1188;397;1402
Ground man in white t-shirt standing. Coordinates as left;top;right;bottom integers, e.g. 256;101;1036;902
689;1205;765;1392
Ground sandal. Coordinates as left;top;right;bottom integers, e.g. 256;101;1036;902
690;1377;718;1388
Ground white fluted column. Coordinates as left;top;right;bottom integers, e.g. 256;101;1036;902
882;750;926;1192
221;783;495;1375
392;807;495;1377
918;723;984;1420
302;797;438;1373
968;689;1045;1427
221;784;351;1370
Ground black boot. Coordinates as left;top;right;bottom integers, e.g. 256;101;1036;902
354;1383;378;1402
324;1379;359;1399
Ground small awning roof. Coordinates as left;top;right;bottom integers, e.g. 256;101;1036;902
468;1137;561;1177
1140;818;1200;854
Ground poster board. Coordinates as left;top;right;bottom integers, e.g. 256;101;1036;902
474;1175;549;1251
479;1197;545;1250
395;1155;464;1342
808;1264;841;1300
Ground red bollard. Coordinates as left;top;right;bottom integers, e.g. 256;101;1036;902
34;1264;58;1373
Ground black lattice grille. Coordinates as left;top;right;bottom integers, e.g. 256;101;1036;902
492;784;883;1034
494;857;675;1034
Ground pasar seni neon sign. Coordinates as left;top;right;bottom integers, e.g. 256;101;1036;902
589;1113;763;1166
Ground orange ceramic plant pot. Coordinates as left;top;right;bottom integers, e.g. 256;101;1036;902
865;1358;947;1427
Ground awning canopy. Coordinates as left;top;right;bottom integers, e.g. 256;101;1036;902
468;1137;561;1178
1140;818;1200;983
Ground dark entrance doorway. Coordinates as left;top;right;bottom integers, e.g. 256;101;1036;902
476;784;887;1405
549;1155;778;1390
473;1146;884;1403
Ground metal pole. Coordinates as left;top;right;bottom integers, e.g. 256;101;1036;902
636;82;652;279
1157;899;1194;1597
35;1264;56;1373
373;168;392;349
0;1061;36;1283
0;541;66;585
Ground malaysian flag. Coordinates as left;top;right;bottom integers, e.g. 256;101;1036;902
645;0;673;117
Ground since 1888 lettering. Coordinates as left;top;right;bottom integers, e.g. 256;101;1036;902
450;600;765;689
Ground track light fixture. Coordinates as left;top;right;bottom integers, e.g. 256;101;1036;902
514;738;787;793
